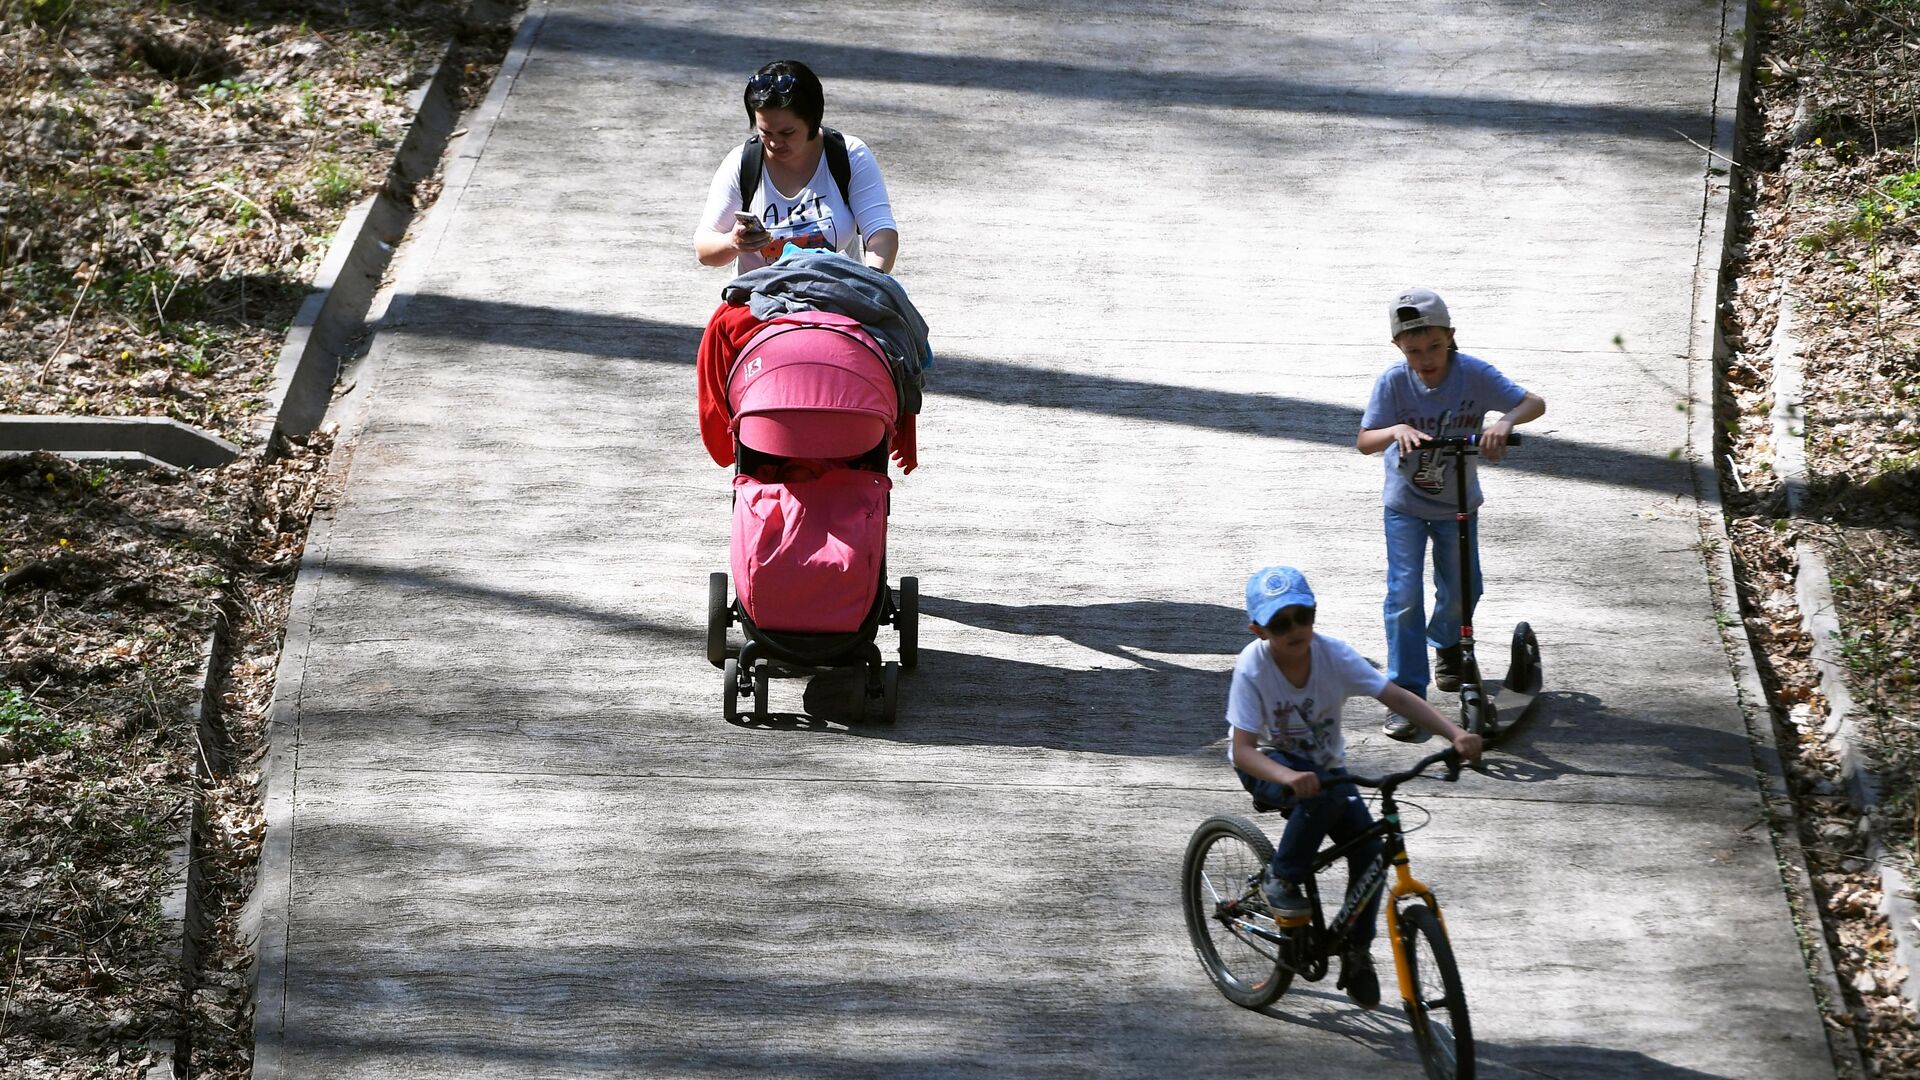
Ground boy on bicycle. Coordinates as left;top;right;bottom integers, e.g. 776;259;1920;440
1228;565;1482;1009
1358;288;1546;739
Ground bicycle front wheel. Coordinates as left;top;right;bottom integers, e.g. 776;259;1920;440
1181;815;1291;1009
1398;903;1474;1080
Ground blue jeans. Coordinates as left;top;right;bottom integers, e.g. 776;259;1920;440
1384;507;1481;697
1236;748;1385;946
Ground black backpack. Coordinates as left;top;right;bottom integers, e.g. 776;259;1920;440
737;126;853;216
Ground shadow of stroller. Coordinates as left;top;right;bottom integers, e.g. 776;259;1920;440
725;593;1247;754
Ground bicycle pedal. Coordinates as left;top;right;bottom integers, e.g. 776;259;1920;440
1272;912;1309;928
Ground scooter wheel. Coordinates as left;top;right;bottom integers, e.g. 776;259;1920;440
1509;621;1542;695
1460;687;1499;738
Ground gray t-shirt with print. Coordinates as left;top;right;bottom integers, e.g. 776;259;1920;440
1361;351;1528;520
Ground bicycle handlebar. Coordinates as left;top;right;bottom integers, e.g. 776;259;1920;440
1342;748;1464;792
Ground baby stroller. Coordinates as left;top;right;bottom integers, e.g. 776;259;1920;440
705;311;919;724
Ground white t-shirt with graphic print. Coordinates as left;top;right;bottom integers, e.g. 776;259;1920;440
1225;633;1389;773
698;133;897;273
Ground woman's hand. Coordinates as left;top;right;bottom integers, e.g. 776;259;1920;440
731;219;771;255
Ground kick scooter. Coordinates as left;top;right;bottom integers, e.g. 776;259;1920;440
1427;434;1542;739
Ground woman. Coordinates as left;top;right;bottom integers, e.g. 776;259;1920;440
694;61;899;273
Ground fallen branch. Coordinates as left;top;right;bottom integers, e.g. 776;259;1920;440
36;262;97;383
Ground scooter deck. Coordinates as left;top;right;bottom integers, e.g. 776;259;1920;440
1488;678;1538;720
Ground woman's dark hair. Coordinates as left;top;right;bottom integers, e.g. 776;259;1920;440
744;60;825;138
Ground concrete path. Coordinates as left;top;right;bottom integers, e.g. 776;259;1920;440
252;2;1830;1077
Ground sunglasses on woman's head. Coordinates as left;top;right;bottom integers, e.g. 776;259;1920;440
747;73;795;95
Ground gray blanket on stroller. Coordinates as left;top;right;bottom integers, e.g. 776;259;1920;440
721;249;931;416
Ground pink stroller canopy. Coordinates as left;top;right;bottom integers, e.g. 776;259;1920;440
728;312;897;460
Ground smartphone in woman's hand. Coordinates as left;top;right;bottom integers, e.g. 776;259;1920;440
734;210;769;236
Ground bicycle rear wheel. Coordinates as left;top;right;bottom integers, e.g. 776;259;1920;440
1398;903;1474;1080
1181;815;1291;1008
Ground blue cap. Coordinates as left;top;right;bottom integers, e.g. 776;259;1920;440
1246;565;1316;627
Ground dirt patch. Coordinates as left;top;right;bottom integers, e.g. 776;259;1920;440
0;0;516;1076
1720;0;1920;1074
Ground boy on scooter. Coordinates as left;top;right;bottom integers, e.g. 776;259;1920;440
1357;289;1546;740
1227;565;1482;1008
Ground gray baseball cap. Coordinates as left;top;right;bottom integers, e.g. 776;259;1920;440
1389;288;1451;338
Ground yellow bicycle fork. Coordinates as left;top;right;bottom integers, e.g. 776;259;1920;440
1381;851;1448;1006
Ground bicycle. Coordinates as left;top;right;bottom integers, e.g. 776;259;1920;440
1181;747;1474;1080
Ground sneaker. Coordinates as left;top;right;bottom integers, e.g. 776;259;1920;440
1434;645;1464;693
1382;713;1420;741
1260;871;1311;920
1337;946;1381;1010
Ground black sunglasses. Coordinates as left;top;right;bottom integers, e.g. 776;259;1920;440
746;73;795;97
1265;607;1316;633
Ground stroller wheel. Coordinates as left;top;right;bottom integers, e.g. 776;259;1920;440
722;658;741;722
753;660;770;719
898;576;919;670
847;666;870;723
880;662;899;724
706;573;731;668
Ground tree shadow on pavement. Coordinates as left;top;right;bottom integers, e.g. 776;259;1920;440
392;292;1694;497
536;12;1716;146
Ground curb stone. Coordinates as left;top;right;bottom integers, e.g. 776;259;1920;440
244;5;544;1077
262;0;512;455
1688;2;1869;1074
0;416;239;468
144;610;228;1080
1768;268;1920;1020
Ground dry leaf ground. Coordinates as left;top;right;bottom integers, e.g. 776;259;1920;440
1721;0;1920;1074
0;1;514;1076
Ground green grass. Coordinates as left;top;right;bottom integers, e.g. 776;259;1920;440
309;159;363;208
1;687;80;756
1854;169;1920;235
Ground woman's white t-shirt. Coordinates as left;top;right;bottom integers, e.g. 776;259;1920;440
698;133;897;273
1224;634;1388;773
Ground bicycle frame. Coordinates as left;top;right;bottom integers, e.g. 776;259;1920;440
1237;753;1461;996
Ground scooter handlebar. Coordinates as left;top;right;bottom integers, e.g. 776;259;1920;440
1425;433;1523;452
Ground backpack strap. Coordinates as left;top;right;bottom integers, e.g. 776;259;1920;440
735;127;855;213
821;127;852;208
736;134;764;214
